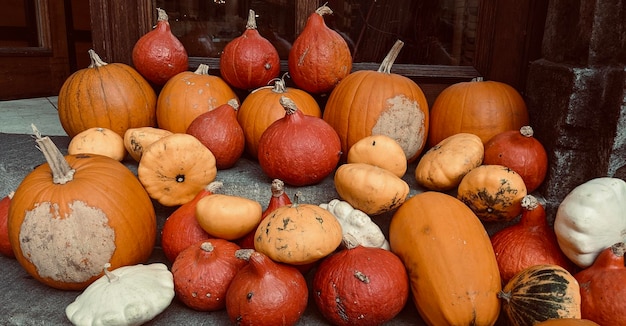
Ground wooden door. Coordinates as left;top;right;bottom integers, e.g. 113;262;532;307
0;0;92;100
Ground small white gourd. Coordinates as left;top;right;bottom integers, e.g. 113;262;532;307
555;177;626;268
66;262;175;326
320;199;390;250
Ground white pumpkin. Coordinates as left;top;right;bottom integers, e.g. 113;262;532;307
554;177;626;268
320;199;390;250
66;263;174;326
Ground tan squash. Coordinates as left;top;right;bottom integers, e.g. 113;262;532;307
334;163;409;216
415;133;484;191
123;127;173;162
389;191;501;325
254;193;343;265
457;164;527;222
347;134;407;177
68;127;127;161
138;133;217;206
195;194;262;240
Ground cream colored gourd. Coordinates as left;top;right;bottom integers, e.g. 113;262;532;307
65;263;174;326
195;194;262;240
347;134;407;177
555;177;626;268
320;199;389;250
334;162;409;215
415;133;484;191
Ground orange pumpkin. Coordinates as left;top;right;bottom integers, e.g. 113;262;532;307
237;76;321;158
57;49;157;138
8;129;156;290
428;77;529;146
535;319;600;326
323;40;429;162
389;191;501;325
156;64;238;133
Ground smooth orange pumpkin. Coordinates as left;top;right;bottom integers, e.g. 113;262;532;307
8;129;156;290
389;191;501;326
288;4;352;94
237;76;321;158
57;49;157;138
156;64;238;133
67;127;127;161
323;40;429;162
428;77;529;146
535;319;600;326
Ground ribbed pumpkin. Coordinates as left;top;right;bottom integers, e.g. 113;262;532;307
428;77;529;146
156;64;238;133
288;4;352;94
237;76;321;158
389;191;501;326
219;9;280;90
58;49;157;138
499;264;581;326
323;40;429;162
8;129;156;290
457;164;528;222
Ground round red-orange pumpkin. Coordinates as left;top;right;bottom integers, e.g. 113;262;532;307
288;4;352;94
131;8;188;86
483;125;548;193
57;49;157;138
323;40;429;162
219;9;280;90
237;76;321;158
428;77;529;147
0;191;14;258
8;132;156;290
157;64;238;133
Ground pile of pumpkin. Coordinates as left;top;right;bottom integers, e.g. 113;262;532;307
0;4;624;326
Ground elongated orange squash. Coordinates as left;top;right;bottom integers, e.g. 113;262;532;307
389;191;501;326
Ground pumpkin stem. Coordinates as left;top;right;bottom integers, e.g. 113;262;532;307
227;98;240;111
235;248;255;261
103;263;119;283
156;8;168;22
292;191;302;207
377;40;404;74
520;126;534;137
200;241;215;252
246;9;257;30
496;290;512;302
521;195;539;211
279;96;298;115
611;242;626;259
206;180;224;193
271;75;288;93
194;64;210;75
472;76;484;82
271;179;286;197
315;3;333;16
87;49;108;68
7;191;14;200
32;124;75;185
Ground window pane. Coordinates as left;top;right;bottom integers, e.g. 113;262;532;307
0;0;39;47
155;0;480;66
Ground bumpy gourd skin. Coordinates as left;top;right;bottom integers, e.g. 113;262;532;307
65;263;175;326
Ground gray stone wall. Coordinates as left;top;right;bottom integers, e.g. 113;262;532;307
525;0;625;218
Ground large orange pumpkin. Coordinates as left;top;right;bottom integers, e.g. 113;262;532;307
428;77;529;146
8;129;156;290
237;76;321;158
389;191;501;325
156;64;238;133
57;49;157;138
323;40;429;162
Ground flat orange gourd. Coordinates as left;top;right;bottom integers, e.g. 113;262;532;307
389;191;501;326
